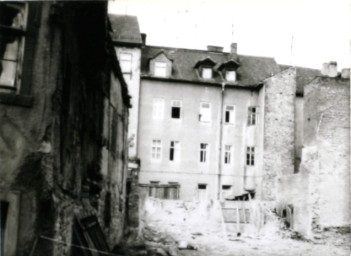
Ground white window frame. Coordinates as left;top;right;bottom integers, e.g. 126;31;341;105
154;61;167;77
171;100;182;119
224;105;235;124
169;141;180;162
151;139;162;161
225;70;236;82
202;67;212;79
152;98;164;120
119;52;132;80
199;102;211;122
246;146;255;166
224;145;232;165
200;143;208;163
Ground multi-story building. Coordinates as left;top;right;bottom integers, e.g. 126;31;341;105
0;2;130;255
109;15;298;202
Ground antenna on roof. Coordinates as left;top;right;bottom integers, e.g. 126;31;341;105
290;35;294;66
231;23;234;43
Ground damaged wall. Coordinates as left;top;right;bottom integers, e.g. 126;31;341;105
304;76;350;229
0;2;130;255
260;67;296;200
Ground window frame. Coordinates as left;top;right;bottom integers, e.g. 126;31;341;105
246;146;255;166
224;145;232;165
171;100;182;119
201;66;212;79
199;102;211;123
169;140;180;162
151;139;162;161
225;70;236;82
224;104;235;125
119;52;132;81
248;106;257;126
154;61;167;77
152;98;164;120
200;143;208;163
0;3;39;107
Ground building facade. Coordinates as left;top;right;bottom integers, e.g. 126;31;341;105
0;2;130;255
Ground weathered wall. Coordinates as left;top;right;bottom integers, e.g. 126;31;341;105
261;68;296;200
304;77;350;229
115;46;141;159
0;2;129;255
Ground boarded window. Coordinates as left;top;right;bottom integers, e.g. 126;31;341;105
153;98;164;120
202;67;212;79
226;70;236;81
154;61;167;77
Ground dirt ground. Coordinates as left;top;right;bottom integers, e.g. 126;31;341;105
180;233;351;256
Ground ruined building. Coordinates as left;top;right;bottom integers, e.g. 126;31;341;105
0;2;130;255
109;14;350;239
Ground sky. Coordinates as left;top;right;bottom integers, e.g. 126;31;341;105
109;0;350;69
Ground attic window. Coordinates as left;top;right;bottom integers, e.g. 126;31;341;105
202;67;212;79
226;70;236;82
154;62;167;77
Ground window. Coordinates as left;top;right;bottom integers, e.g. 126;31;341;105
226;70;236;82
110;108;118;155
202;67;212;79
151;139;162;160
224;145;232;164
153;98;164;120
0;3;27;91
248;107;257;126
200;143;208;163
154;61;167;77
225;105;235;124
221;185;232;200
246;146;255;166
199;102;211;122
197;184;207;201
169;141;180;161
119;53;132;81
171;100;181;119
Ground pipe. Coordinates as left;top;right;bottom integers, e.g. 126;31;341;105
217;82;225;200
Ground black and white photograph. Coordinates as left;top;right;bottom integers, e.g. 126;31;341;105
0;0;350;255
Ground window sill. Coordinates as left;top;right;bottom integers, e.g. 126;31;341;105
0;93;34;108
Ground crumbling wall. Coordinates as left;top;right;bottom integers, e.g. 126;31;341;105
304;77;350;229
261;68;296;200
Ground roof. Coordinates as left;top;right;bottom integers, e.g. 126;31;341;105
109;14;142;45
141;45;281;86
280;65;321;95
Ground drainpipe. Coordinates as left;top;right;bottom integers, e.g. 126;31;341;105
217;82;225;200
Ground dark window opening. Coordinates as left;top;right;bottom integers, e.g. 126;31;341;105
225;111;230;123
171;107;180;119
104;192;111;227
222;185;231;190
198;184;207;190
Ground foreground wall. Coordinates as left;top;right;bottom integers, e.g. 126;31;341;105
0;2;129;255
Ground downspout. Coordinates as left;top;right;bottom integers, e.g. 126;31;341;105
217;82;225;200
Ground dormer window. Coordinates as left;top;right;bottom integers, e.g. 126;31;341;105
149;51;173;78
194;57;217;80
154;62;167;77
202;67;212;79
226;70;236;82
218;59;240;83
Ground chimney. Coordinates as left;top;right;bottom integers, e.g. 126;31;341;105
341;68;350;79
328;61;338;77
207;45;223;52
230;43;237;55
321;62;329;76
141;33;147;45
